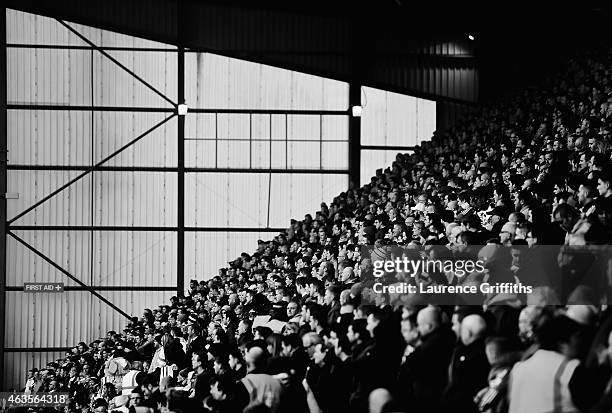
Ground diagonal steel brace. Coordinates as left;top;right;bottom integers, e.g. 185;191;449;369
56;19;176;107
8;114;176;225
8;230;132;320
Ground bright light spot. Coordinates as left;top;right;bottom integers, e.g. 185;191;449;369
177;103;189;115
352;105;363;117
468;34;475;41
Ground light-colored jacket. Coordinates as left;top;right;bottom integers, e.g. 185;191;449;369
241;373;284;413
509;349;580;413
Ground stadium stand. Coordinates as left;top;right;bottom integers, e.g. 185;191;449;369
18;47;612;413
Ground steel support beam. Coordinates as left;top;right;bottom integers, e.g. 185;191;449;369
7;44;177;52
0;7;7;391
56;19;175;107
7;104;174;112
8;225;285;232
361;145;416;151
188;108;348;115
7;165;349;174
7;104;347;116
7;231;132;320
348;82;361;188
177;47;185;298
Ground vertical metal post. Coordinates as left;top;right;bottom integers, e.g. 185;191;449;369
90;49;95;292
177;46;185;297
348;82;361;188
0;8;7;390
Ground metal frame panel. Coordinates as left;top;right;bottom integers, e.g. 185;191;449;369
3;10;352;390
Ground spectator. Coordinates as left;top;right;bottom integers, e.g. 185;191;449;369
398;306;455;413
442;314;490;413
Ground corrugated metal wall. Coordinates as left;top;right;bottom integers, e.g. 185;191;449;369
368;39;478;103
361;87;436;146
183;51;349;278
436;101;477;133
183;172;348;278
184;113;347;170
8;2;479;103
360;86;435;184
4;9;350;390
185;53;348;111
5;9;178;390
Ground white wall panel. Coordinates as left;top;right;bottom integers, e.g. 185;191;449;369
94;52;175;108
8;110;93;166
4;352;65;393
322;142;349;170
185;171;348;281
7;230;92;287
185;173;348;230
417;98;437;139
361;87;436;147
185;52;348;110
7;111;177;167
93;231;177;287
94;113;177;168
7;48;92;106
7;9;173;49
7;47;175;110
185;173;269;228
94;171;176;227
268;174;348;228
7;171;176;227
70;23;175;50
5;289;173;350
321;115;348;141
8;171;93;226
185;113;347;170
5;291;92;349
186;231;279;280
7;11;175;109
7;9;86;46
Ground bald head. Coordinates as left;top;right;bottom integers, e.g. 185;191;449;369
417;306;443;338
245;347;266;372
460;314;487;346
369;388;393;413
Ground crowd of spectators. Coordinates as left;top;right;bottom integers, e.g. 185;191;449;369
17;47;612;413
